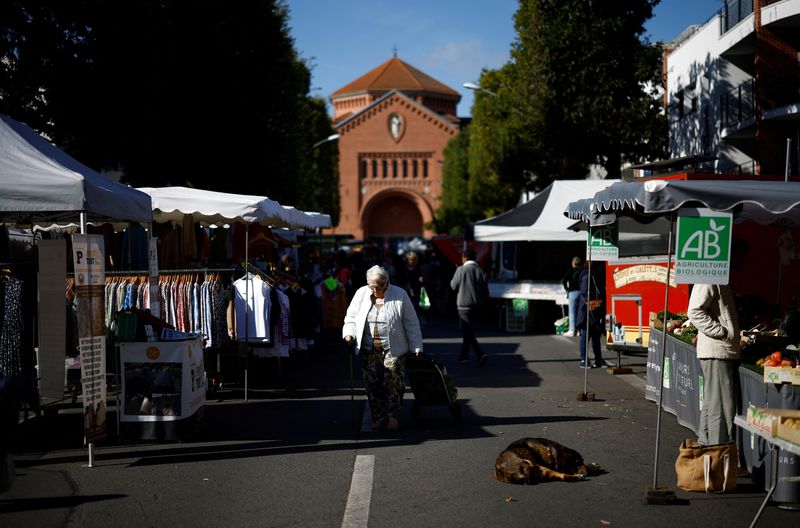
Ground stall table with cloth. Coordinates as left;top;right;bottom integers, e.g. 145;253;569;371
119;337;206;440
645;326;800;503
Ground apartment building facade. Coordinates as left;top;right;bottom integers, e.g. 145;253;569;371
664;0;800;177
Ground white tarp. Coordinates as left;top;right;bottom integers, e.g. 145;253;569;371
471;179;620;242
137;186;290;227
281;206;332;230
138;186;332;230
0;114;152;225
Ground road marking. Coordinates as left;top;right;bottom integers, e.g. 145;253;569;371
341;455;375;528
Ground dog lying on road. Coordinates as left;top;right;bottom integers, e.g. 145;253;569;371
494;438;601;484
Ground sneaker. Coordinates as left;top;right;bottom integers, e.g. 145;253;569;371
563;331;575;337
459;356;469;364
594;360;610;368
477;355;488;367
579;361;587;368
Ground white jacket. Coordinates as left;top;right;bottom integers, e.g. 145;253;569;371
687;283;740;360
342;284;423;357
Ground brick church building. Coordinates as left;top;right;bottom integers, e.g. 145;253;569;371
328;56;462;244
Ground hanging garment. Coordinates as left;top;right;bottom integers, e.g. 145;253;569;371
231;274;272;342
0;278;24;376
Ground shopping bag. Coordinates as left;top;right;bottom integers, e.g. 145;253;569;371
418;287;431;310
675;438;737;493
587;299;603;312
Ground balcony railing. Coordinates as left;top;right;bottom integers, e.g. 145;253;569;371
762;65;800;111
720;78;756;130
721;0;754;34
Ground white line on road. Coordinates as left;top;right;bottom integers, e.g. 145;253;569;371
341;455;375;528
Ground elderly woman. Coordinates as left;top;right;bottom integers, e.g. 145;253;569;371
343;265;423;431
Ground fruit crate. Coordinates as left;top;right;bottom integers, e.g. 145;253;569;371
505;301;533;332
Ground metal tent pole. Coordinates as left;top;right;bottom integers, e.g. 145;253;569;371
244;223;249;402
650;214;675;495
583;229;592;396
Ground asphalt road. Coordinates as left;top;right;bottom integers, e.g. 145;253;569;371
2;315;797;527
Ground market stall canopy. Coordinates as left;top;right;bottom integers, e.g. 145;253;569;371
281;206;332;230
137;186;290;227
564;179;800;226
469;179;620;241
0;114;152;225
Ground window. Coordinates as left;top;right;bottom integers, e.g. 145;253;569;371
372;160;378;178
402;159;408;178
392;159;398;178
413;160;418;178
382;159;388;178
359;160;367;179
423;159;428;178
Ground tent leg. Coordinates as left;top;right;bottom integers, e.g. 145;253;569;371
647;213;676;504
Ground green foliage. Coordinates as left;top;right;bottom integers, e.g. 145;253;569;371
512;0;667;182
438;127;472;234
437;0;666;236
0;0;339;218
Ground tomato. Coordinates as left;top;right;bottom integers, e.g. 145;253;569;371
781;360;793;367
764;359;778;367
771;351;782;362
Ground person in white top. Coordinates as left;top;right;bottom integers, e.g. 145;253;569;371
343;265;422;431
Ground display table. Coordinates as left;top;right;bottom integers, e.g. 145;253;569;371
646;326;800;502
119;337;207;440
645;328;701;434
734;416;800;528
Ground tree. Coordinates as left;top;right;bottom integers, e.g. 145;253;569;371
0;0;339;217
437;0;665;236
511;0;666;182
438;126;472;234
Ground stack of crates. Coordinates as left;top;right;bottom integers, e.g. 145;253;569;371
505;300;533;332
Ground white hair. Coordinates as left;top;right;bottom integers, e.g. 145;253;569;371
366;265;389;285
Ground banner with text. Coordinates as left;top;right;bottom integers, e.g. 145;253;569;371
587;225;619;261
72;234;108;443
675;208;732;285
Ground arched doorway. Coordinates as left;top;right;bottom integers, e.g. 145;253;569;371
362;193;423;249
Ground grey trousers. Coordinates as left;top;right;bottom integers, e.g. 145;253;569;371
698;358;738;445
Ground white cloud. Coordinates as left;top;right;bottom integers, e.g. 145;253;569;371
423;39;507;75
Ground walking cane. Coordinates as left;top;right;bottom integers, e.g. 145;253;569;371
348;340;356;429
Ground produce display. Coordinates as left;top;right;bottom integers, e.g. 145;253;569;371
653;311;698;345
755;351;799;369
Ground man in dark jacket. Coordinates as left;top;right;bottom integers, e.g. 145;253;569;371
450;249;489;366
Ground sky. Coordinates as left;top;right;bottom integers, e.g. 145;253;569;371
285;0;725;118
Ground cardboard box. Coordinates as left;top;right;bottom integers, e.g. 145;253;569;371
746;406;780;436
763;366;800;385
775;410;800;445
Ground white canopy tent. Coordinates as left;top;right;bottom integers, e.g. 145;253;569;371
137;186;332;230
137;186;289;227
470;179;620;242
0;114;152;226
136;186;331;402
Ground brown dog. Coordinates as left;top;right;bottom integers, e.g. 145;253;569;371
493;438;600;484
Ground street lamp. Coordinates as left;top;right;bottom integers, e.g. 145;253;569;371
463;82;496;97
312;133;340;149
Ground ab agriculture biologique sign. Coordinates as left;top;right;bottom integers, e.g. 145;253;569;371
675;208;733;285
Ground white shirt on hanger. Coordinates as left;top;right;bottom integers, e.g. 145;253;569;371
232;273;272;342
